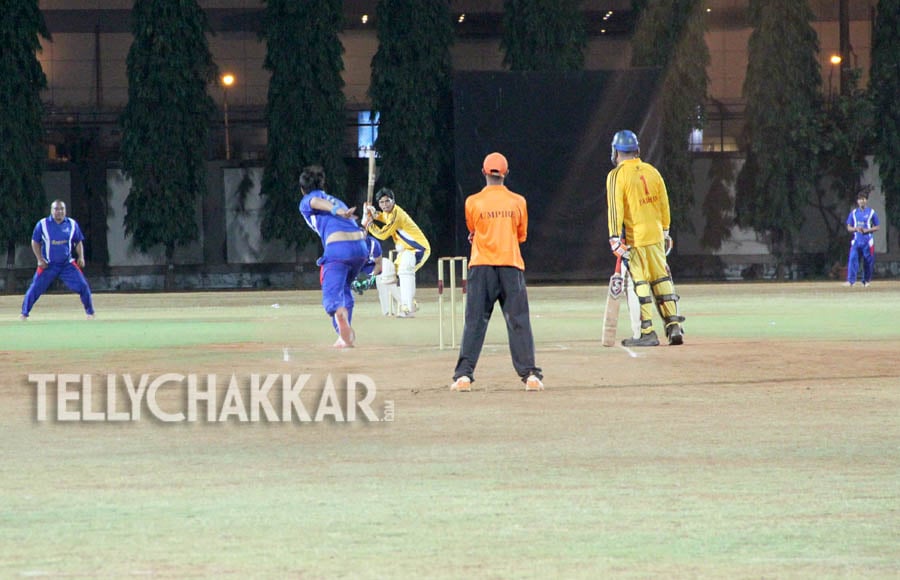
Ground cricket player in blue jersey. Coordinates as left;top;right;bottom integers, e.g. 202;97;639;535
298;165;369;348
21;200;95;320
845;189;879;287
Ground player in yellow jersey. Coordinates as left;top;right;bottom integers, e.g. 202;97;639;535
362;188;431;317
606;130;684;346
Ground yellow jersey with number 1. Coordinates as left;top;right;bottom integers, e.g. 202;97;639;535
606;158;671;248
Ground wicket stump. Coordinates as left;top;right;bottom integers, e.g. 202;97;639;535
438;256;467;350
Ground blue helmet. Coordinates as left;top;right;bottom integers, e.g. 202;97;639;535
610;130;639;164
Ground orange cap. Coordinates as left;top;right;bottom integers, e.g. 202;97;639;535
482;152;509;177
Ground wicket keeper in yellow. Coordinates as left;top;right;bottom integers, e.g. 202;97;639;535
606;130;684;346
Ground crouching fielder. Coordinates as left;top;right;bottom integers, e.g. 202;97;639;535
362;188;431;317
21;200;95;320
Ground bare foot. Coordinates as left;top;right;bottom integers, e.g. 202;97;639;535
334;307;355;347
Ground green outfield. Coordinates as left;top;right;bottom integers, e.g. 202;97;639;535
1;282;898;578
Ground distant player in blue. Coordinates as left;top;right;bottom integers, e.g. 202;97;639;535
21;200;95;320
298;165;369;348
845;189;879;287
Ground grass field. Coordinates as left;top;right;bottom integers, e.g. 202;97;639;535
1;282;899;578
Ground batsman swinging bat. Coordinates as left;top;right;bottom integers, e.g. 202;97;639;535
602;255;624;347
366;149;376;206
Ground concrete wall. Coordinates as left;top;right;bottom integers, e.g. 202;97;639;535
105;170;205;267
223;167;294;264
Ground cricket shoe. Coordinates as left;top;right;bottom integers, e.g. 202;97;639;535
334;307;355;347
450;376;472;392
622;331;660;347
666;324;684;346
397;305;416;318
524;375;544;392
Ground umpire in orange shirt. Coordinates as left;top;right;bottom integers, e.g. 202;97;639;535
451;153;544;393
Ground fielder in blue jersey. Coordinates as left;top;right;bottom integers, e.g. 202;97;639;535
21;200;95;320
298;165;369;348
845;190;879;287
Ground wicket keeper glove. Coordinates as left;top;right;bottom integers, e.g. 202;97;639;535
663;229;674;256
609;237;630;259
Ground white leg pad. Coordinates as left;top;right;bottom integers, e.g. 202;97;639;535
625;271;642;339
376;258;399;316
398;250;417;314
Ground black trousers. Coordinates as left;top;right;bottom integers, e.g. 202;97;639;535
453;265;542;383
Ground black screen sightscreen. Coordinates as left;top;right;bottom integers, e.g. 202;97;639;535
452;69;663;281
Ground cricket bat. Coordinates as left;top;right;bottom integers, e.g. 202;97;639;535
366;148;376;206
601;255;624;347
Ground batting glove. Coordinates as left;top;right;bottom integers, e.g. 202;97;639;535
352;275;376;295
663;229;674;256
609;237;630;259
